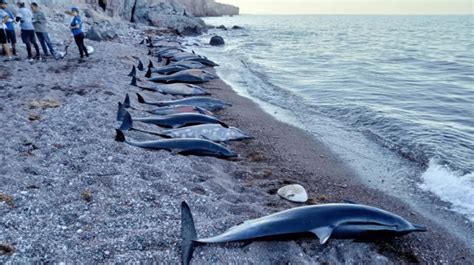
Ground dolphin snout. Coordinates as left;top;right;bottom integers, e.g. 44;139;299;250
411;224;427;232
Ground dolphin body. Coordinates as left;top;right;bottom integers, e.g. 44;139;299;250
117;106;227;129
120;95;214;117
148;69;218;84
120;116;253;142
146;61;206;76
137;93;231;112
181;202;427;265
114;130;237;158
149;124;253;142
131;76;210;97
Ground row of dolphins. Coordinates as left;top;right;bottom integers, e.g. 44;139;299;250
115;36;427;264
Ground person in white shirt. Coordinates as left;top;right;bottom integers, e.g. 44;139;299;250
16;0;40;60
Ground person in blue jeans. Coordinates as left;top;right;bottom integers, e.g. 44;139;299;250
31;2;55;58
16;0;40;60
66;7;88;59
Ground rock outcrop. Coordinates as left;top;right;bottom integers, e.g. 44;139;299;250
6;0;239;35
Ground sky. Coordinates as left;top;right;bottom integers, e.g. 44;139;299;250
217;0;474;15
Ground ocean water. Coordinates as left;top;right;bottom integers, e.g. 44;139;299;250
192;16;474;223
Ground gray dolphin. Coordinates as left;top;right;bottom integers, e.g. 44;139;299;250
137;93;231;112
146;61;206;76
181;202;427;265
148;69;218;84
131;76;210;96
117;106;228;129
150;124;253;142
120;95;214;118
114;130;238;158
120;119;253;142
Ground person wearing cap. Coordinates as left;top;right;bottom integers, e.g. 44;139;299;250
0;0;13;61
1;0;17;56
16;0;40;60
66;7;88;59
31;2;55;58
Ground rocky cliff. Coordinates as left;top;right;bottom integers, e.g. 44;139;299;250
6;0;239;35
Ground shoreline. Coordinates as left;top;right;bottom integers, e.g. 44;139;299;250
0;28;472;262
197;68;473;263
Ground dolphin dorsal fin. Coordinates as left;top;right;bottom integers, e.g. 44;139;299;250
311;226;333;244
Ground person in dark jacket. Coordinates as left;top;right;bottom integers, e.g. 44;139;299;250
65;6;88;59
31;2;55;57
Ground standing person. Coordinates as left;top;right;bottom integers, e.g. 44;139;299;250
31;2;55;58
16;0;40;60
0;0;12;61
65;7;88;59
2;0;16;56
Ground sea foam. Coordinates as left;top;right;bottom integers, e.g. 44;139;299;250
419;159;474;222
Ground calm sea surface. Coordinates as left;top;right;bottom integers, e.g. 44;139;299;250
193;15;474;223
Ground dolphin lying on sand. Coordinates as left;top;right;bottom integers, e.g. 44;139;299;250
117;107;228;129
131;76;210;96
148;69;218;84
120;95;214;118
148;124;253;142
145;61;206;77
119;115;253;142
181;202;427;265
137;93;231;112
115;130;237;158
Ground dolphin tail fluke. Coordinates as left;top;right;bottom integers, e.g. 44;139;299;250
181;201;199;265
131;75;138;87
123;94;131;109
136;93;146;104
119;110;133;131
115;129;126;142
117;102;127;121
138;60;144;71
128;65;136;77
148;60;154;69
145;67;152;78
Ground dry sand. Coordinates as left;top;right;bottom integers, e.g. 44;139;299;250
0;25;473;263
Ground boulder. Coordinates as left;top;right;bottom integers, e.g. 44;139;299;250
232;25;243;30
86;21;118;41
216;25;227;30
148;14;207;35
277;184;308;203
210;36;225;46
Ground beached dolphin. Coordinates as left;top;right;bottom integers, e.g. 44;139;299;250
137;93;231;112
117;107;228;129
145;61;206;77
181;202;427;265
131;76;210;96
148;69;218;84
120;95;214;118
114;130;238;158
120;116;253;142
178;56;219;67
149;124;253;142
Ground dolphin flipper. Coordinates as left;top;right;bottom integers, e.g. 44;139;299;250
311;226;334;244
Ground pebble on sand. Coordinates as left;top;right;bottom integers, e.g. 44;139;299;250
277;184;308;203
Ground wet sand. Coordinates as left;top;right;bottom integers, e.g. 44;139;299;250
0;26;472;263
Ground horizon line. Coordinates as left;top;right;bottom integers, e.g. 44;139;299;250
236;13;474;16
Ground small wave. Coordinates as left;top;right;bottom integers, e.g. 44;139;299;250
419;159;474;222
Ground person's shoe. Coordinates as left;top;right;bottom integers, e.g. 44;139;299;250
3;57;13;62
27;57;34;62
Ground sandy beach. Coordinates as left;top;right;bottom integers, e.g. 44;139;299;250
1;23;473;264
